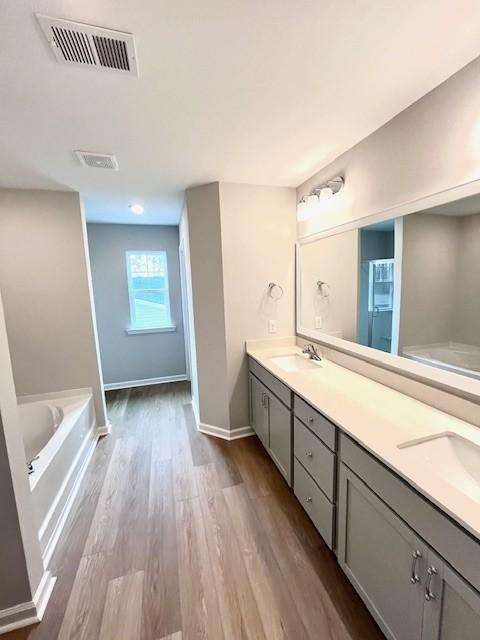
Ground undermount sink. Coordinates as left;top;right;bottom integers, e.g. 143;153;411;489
398;432;480;501
270;354;321;373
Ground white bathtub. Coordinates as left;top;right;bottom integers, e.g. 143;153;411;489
403;342;480;380
18;391;97;564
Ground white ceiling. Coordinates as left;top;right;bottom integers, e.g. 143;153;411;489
2;1;480;225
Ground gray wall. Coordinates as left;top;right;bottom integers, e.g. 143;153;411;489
185;184;231;429
0;189;106;427
297;57;480;238
87;224;186;386
399;212;480;350
0;291;44;614
399;214;458;349
184;182;296;432
179;206;199;412
219;183;296;429
0;413;31;609
453;213;480;346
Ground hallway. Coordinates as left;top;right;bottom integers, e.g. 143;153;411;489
7;383;382;640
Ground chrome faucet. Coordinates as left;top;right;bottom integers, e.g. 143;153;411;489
302;343;322;361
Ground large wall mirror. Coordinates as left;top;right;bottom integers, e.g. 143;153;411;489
297;191;480;389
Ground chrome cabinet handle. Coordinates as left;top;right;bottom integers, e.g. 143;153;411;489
410;550;422;584
306;451;313;458
307;416;314;424
306;496;313;503
425;566;438;601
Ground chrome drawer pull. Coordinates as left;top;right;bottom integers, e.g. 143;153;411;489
425;566;438;601
306;451;313;458
307;416;314;424
410;550;422;584
306;496;313;503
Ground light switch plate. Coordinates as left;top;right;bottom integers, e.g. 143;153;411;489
268;319;277;334
315;316;322;329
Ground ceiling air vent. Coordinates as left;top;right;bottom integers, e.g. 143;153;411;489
36;15;138;75
75;151;119;170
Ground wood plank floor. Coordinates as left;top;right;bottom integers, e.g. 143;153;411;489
6;383;383;640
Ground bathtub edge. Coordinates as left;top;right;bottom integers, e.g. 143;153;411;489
41;424;98;568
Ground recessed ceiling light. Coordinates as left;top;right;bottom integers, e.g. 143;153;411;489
129;203;144;215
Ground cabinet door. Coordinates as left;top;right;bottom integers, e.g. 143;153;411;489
422;550;480;640
337;463;426;640
249;374;269;447
267;392;291;485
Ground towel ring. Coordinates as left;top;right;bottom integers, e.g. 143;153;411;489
317;280;330;298
268;282;284;300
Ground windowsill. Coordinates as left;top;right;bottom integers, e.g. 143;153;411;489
125;325;177;335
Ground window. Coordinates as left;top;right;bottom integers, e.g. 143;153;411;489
126;251;174;333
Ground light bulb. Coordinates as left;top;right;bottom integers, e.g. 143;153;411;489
319;186;333;199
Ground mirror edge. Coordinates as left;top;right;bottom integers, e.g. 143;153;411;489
295;177;480;402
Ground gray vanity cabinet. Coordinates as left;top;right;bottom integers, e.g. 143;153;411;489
248;366;292;485
421;550;480;640
267;392;291;484
338;459;480;640
249;373;269;448
337;463;426;640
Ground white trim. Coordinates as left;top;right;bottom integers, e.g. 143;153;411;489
0;601;35;622
17;387;92;404
32;571;56;620
103;374;188;391
40;429;98;567
296;177;480;401
125;249;173;333
198;422;254;441
178;237;191;379
97;421;112;436
0;610;38;635
191;397;200;428
188;400;254;441
0;571;56;635
125;325;176;335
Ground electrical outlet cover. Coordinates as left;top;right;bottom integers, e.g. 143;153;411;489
268;319;277;334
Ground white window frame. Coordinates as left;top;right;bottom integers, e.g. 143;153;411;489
125;250;176;334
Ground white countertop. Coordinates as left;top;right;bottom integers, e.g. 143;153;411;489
246;339;480;541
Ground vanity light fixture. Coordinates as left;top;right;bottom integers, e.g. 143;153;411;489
297;175;344;221
129;203;144;215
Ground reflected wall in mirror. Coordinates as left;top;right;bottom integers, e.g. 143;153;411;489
298;192;480;381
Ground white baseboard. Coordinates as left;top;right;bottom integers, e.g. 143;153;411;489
103;374;188;391
198;422;254;441
0;571;56;635
191;397;200;427
33;571;56;620
97;421;112;436
188;399;254;441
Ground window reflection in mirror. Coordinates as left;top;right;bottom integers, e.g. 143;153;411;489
298;192;480;381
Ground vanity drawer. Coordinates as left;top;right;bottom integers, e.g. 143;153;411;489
294;418;335;501
294;395;336;450
294;459;334;549
248;357;292;408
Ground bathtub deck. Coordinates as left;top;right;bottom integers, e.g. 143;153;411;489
6;382;382;640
